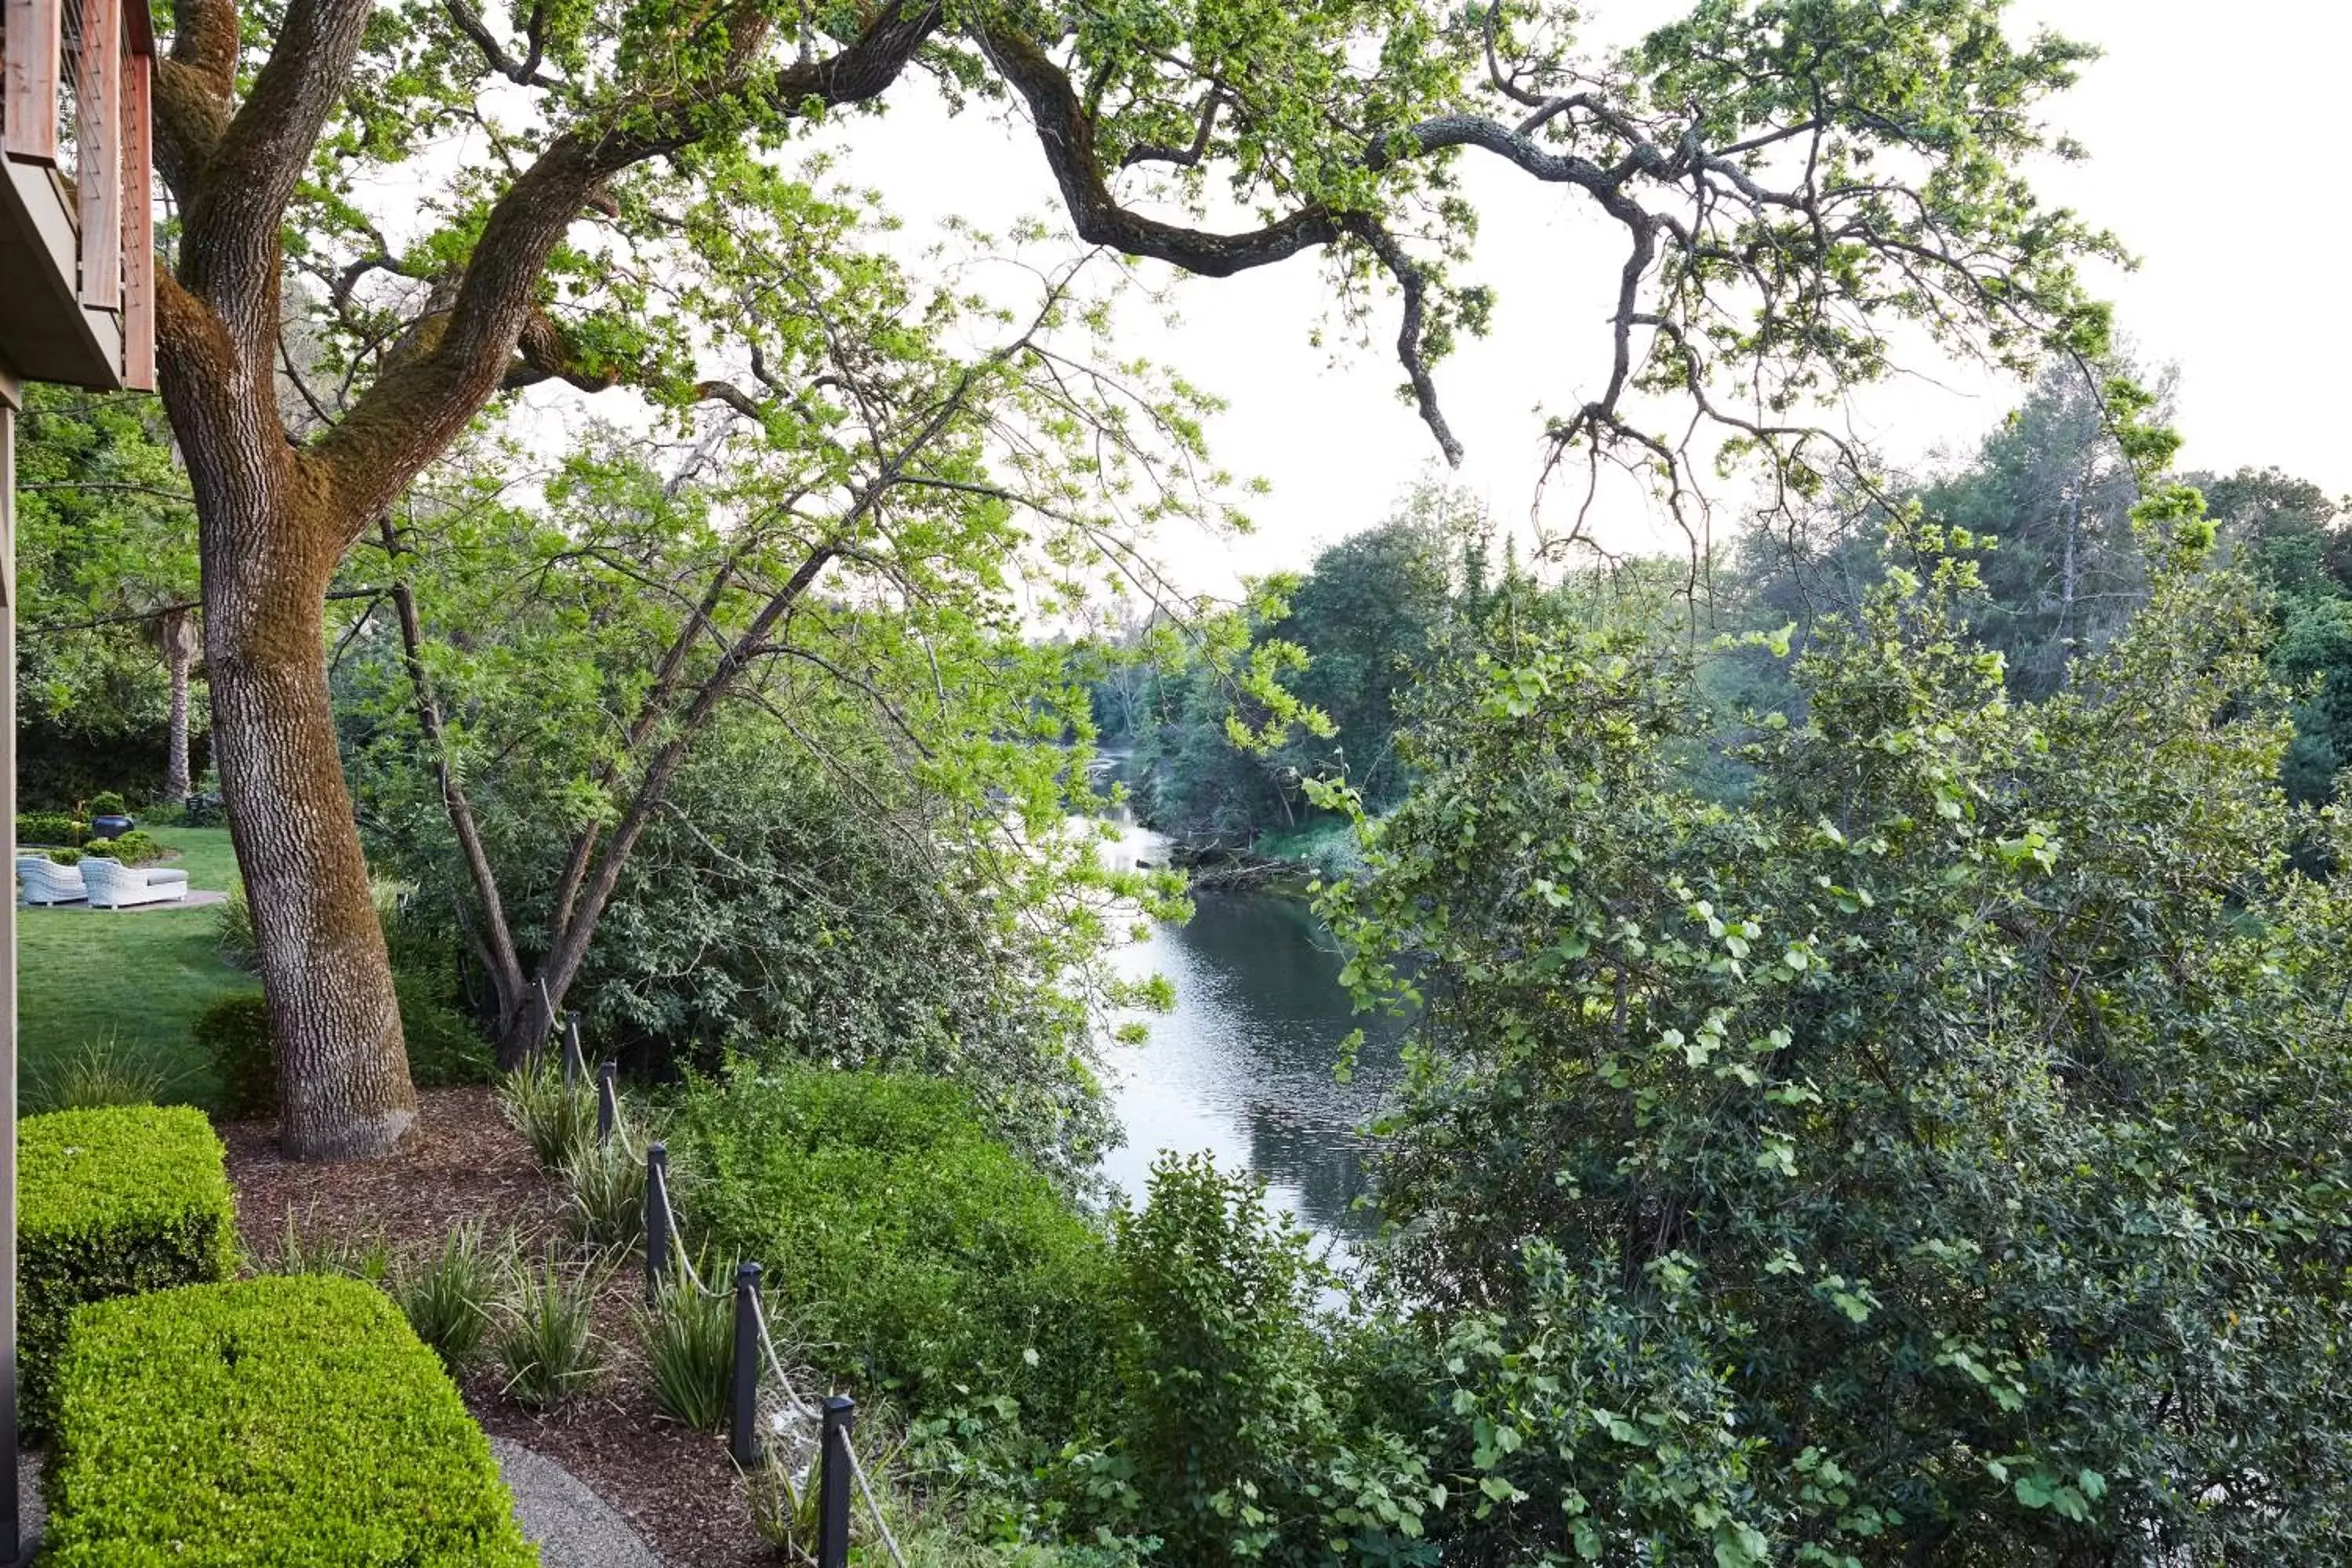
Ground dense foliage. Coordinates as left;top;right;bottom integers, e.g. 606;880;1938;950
339;419;1181;1151
18;1106;238;1425
46;1276;535;1567
669;1066;1118;1428
670;1071;1440;1563
1081;1154;1439;1565
1127;487;1494;850
1316;524;2352;1561
10;387;205;804
16;811;83;848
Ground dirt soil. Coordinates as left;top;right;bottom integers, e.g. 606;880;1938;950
221;1087;774;1568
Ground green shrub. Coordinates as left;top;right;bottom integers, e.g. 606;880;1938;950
86;828;165;866
193;993;274;1119
670;1065;1116;1428
45;1274;536;1567
394;1222;503;1372
19;1105;237;1426
16;811;82;847
44;847;81;866
641;1271;733;1430
494;1247;604;1409
1085;1153;1439;1563
499;1060;597;1170
28;1034;169;1112
397;970;495;1087
85;790;126;816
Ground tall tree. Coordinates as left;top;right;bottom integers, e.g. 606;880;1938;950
1920;361;2158;696
13;389;205;801
2202;467;2352;807
154;0;2121;1155
332;232;1196;1069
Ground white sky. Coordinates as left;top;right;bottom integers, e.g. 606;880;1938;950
771;0;2351;592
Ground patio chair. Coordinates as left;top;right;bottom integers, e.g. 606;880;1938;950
82;857;189;910
16;856;86;906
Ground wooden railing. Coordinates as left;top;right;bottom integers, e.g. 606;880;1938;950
1;0;154;390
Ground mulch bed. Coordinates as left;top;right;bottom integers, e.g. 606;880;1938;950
220;1087;774;1568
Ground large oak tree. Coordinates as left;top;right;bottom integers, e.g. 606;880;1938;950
152;0;2118;1156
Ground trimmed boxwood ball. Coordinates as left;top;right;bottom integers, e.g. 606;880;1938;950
19;1105;237;1427
46;1275;539;1567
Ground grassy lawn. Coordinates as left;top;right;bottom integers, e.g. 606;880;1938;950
19;826;256;1112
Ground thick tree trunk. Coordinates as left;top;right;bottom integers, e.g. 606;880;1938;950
208;564;414;1156
180;396;416;1158
158;232;417;1160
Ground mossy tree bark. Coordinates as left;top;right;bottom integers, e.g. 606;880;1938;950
158;278;418;1157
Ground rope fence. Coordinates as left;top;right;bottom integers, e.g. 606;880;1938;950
611;1098;906;1568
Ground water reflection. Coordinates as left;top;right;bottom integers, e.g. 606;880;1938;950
1101;886;1407;1242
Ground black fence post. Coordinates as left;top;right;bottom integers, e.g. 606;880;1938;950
818;1395;855;1568
561;1017;583;1086
731;1262;763;1467
644;1142;670;1301
597;1058;618;1145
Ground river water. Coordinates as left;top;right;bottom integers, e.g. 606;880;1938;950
1093;811;1407;1247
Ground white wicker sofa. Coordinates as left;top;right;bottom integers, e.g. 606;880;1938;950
82;856;188;909
17;855;86;906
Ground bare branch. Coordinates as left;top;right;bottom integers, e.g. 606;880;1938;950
441;0;562;87
1121;89;1225;170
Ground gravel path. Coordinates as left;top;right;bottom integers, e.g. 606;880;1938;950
494;1438;666;1566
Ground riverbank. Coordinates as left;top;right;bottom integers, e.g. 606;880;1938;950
1152;818;1363;896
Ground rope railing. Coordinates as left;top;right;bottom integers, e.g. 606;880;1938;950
846;1436;911;1568
546;1008;910;1566
748;1288;822;1422
604;1089;906;1568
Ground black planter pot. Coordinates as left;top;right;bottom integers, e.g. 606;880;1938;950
91;814;135;840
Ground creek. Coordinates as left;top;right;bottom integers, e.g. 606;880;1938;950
1093;802;1407;1250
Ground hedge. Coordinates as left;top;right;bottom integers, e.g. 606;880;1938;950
20;1106;238;1425
16;811;83;847
47;1275;539;1566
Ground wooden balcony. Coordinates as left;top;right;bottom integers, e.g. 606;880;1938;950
0;0;154;393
